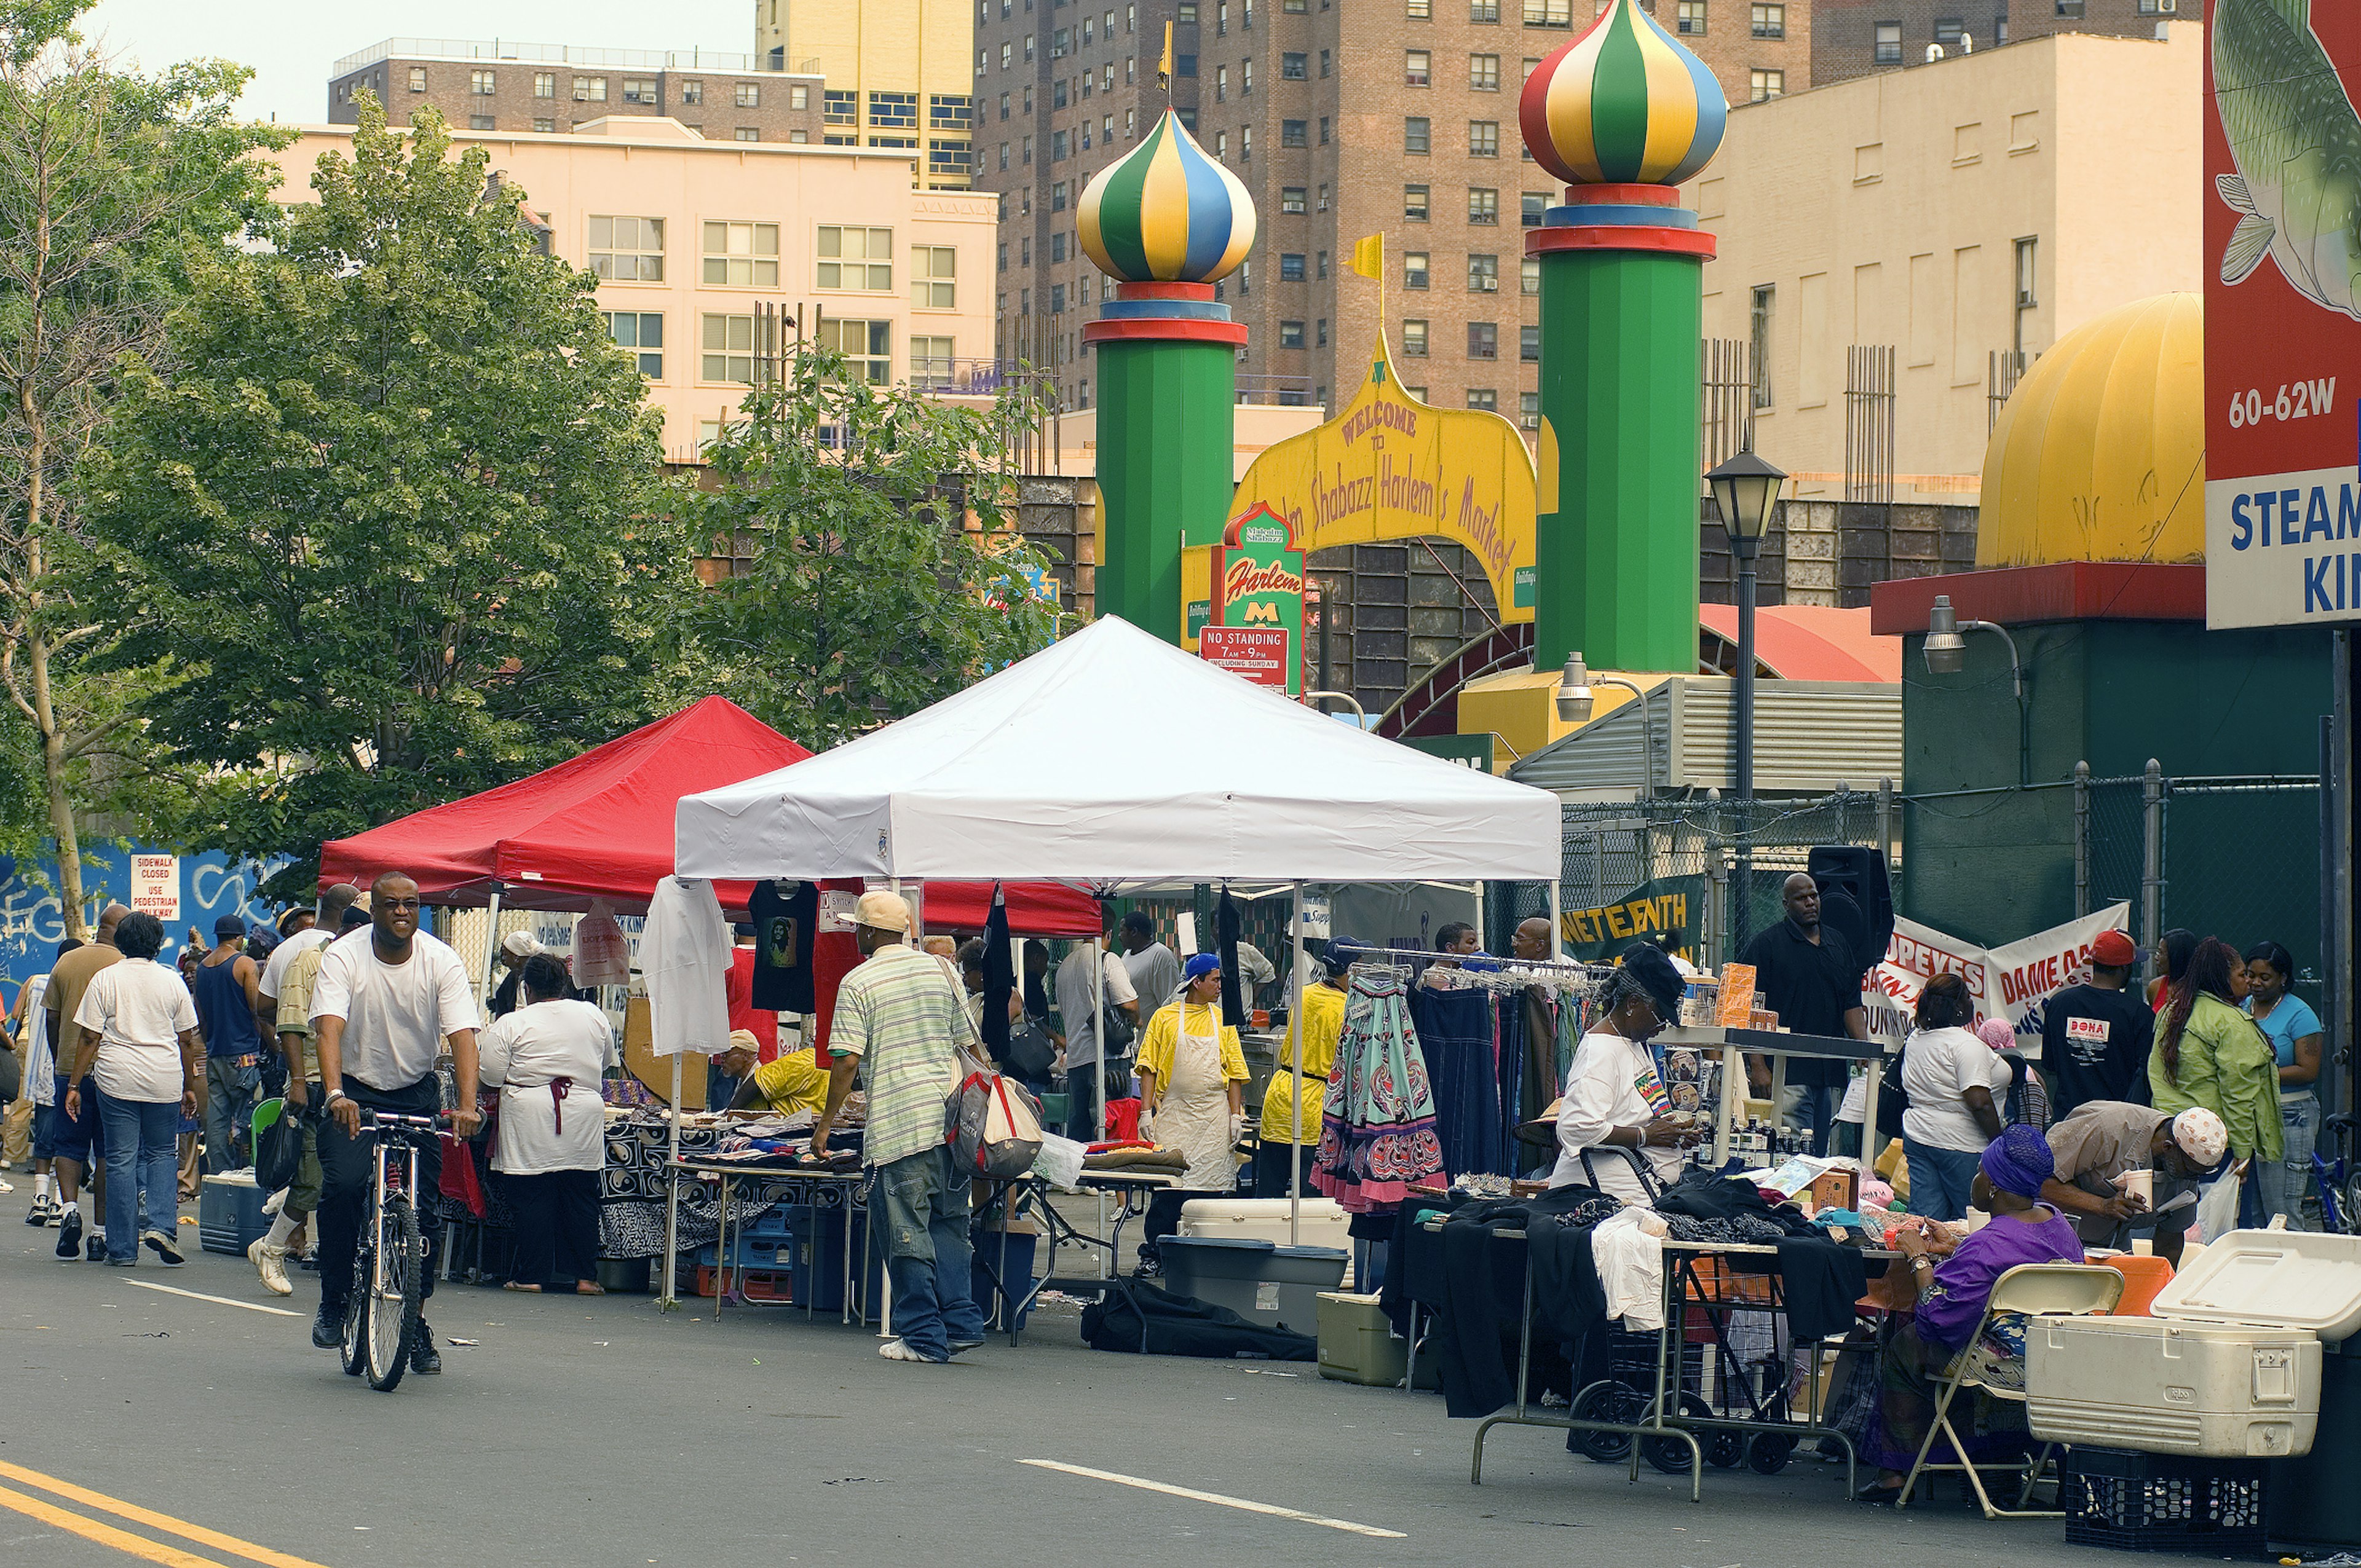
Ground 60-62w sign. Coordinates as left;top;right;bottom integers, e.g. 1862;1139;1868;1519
2225;377;2338;429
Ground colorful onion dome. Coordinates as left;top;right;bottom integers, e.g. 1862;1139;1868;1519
1078;108;1257;284
1520;0;1727;188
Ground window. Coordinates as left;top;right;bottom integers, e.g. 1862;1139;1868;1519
470;69;496;95
534;71;556;98
791;128;810;143
1520;391;1540;428
1749;283;1773;408
1053;129;1069;160
1468;251;1500;290
1750;69;1783;101
408;67;426;93
737;127;761;142
624;77;658;103
1751;2;1784;35
1677;0;1706;30
870;90;917;130
1406;183;1430;219
1873;20;1902;61
1174;51;1196;74
533;117;555;132
818;225;895;290
1409;0;1431;13
1051;232;1066;263
1468;322;1498;358
1406;49;1431;86
1280;252;1306;280
1242;123;1254;161
1463;388;1495;411
818;318;891;384
1316;181;1327;210
1404;385;1428;401
1404;251;1430;288
1468;187;1499;224
1524;0;1572;22
1934;16;1964;44
1283;118;1308;146
823;90;858;128
1215;64;1227;101
703;222;779;286
1317;318;1327;347
1287;0;1307;10
1001;41;1015;68
684;80;707;105
1402;319;1430;357
469;114;495;130
606;312;664;377
1179;1;1196;17
1995;14;2009;41
1319;116;1329;144
1279;320;1306;349
911;335;957;389
1522;190;1548;226
791;84;812;110
1521;257;1540;294
931;140;973;178
2013;235;2037;354
588;216;664;281
999;91;1010;119
1471;0;1499;18
1406;118;1430;154
1282;51;1307;80
1243;58;1253;93
574;76;607;103
1520;324;1540;361
1319;48;1331;76
931;94;974;130
1282;186;1307;213
1469;120;1499;157
1469;53;1500;90
1318;250;1329;277
1053;179;1068;210
1212;130;1225;157
700;313;755;383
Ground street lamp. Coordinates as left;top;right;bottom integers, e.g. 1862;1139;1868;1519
1553;653;1656;798
1924;593;2030;784
1706;450;1787;806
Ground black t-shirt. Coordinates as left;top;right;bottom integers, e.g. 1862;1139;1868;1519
1739;918;1864;1087
747;880;818;1013
2039;982;2154;1118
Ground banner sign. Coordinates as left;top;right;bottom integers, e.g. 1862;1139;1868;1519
1557;875;1704;961
2202;0;2361;628
1865;902;2132;1052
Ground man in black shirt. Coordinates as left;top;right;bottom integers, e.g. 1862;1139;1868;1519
2038;928;2153;1119
1740;873;1869;1156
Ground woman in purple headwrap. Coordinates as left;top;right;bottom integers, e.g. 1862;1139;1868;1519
1853;1124;2085;1502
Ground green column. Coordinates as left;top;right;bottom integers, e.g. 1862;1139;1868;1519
1092;338;1238;644
1535;247;1704;675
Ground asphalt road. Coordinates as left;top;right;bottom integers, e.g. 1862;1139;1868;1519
0;1183;2234;1568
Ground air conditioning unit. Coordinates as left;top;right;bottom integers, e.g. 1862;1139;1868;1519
1476;277;1498;291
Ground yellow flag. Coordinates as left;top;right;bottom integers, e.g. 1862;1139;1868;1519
1157;21;1174;89
1350;234;1385;280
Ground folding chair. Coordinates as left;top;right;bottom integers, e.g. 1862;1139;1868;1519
1897;1261;2123;1519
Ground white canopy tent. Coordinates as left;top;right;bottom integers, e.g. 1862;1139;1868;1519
674;615;1563;1247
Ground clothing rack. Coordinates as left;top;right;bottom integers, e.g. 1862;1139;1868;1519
1354;945;1610;998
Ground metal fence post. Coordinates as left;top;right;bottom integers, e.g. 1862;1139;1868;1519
2141;758;2164;977
2073;761;2091;919
1875;778;1894;870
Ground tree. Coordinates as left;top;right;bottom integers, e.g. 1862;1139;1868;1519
0;3;288;931
694;344;1068;749
85;97;695;897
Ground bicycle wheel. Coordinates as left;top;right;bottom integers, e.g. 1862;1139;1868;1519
2341;1173;2361;1237
365;1197;425;1392
340;1255;368;1377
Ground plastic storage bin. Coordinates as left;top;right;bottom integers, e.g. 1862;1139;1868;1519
1178;1197;1351;1254
2062;1446;2268;1555
2027;1230;2361;1459
199;1172;268;1256
1157;1235;1348;1335
1316;1291;1406;1386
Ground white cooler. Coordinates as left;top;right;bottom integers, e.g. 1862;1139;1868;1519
1178;1197;1350;1254
2026;1231;2361;1459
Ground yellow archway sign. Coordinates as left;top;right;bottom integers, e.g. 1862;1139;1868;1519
1184;337;1537;648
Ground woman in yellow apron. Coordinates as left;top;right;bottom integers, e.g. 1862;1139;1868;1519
1138;954;1248;1191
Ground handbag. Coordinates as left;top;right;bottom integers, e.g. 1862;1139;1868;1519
1005;1018;1058;1081
945;1046;1046;1179
255;1098;304;1193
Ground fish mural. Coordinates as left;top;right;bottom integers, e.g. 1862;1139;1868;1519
2213;0;2361;320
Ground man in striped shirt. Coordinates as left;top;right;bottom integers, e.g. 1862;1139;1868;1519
811;890;985;1363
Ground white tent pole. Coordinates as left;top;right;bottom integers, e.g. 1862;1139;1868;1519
477;884;504;1007
1471;882;1485;953
1549;880;1564;959
1092;931;1107;1141
661;1049;682;1310
1289;880;1305;1247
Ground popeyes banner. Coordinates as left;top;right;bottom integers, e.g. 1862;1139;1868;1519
1219;340;1537;622
1864;903;2130;1054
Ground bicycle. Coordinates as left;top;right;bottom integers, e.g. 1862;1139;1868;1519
338;1108;443;1392
2306;1112;2360;1235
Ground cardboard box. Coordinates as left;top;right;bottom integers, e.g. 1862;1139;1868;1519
1715;964;1757;1026
1809;1167;1859;1212
621;996;706;1109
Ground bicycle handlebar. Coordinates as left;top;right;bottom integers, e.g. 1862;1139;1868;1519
352;1109;450;1132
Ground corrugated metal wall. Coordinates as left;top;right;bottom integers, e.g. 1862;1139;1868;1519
1508;679;1901;798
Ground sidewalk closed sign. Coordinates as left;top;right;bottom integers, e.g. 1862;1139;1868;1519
130;854;179;921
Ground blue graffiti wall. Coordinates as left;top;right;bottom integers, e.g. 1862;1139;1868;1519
0;845;286;994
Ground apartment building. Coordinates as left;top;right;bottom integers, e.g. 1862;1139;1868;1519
1811;0;2173;85
279;119;999;461
976;0;1805;424
752;0;981;185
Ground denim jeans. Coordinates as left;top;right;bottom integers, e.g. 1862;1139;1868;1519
869;1145;984;1360
1778;1082;1841;1157
97;1092;179;1262
1904;1138;1983;1221
204;1056;261;1174
2256;1091;2319;1228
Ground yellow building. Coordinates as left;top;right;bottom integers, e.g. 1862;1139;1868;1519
752;0;976;187
279;119;1000;460
1681;23;2203;507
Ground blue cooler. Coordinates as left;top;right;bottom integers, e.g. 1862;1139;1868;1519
1156;1235;1349;1336
199;1172;269;1256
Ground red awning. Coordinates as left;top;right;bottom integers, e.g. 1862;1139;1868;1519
318;696;1101;935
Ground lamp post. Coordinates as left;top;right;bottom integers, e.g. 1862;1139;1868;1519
1554;654;1656;798
1705;450;1786;947
1925;593;2030;786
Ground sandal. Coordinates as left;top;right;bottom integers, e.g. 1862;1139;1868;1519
574;1282;607;1295
502;1281;542;1293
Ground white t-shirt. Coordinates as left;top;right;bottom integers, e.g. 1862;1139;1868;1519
1900;1025;2012;1152
1548;1030;1682;1205
73;958;199;1103
641;876;730;1057
20;972;53;1103
258;925;331;1002
1056;946;1137;1068
309;928;480;1091
478;998;617;1174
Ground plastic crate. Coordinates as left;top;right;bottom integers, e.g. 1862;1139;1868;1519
2062;1446;2268;1554
694;1264;793;1304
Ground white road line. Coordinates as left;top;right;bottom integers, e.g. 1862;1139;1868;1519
121;1280;303;1317
1019;1459;1406;1538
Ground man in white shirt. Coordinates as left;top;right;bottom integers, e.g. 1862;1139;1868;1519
1056;910;1139;1142
255;883;359;1046
308;873;482;1371
1119;912;1181;1018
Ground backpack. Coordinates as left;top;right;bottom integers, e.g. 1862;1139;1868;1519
946;1047;1046;1179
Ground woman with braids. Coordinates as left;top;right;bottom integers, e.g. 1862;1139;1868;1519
1546;942;1701;1204
2149;936;2279;1226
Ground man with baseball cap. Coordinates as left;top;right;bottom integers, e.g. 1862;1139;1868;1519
2042;1101;2225;1266
810;890;986;1364
2038;928;2155;1121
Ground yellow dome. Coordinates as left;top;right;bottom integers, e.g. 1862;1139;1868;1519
1977;293;2204;567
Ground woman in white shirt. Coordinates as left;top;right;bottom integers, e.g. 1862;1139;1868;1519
479;955;617;1294
1548;944;1701;1205
62;913;201;1266
1898;972;2009;1221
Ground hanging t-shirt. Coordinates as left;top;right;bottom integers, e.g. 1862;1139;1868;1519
746;880;818;1014
641;877;732;1058
807;881;864;1069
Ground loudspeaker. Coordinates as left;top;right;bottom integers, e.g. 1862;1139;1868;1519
1806;845;1893;971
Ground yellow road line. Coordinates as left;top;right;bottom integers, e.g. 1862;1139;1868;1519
0;1460;335;1568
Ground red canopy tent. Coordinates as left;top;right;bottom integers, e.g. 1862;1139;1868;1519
317;696;1099;933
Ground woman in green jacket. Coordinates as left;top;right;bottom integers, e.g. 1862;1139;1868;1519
2151;936;2280;1227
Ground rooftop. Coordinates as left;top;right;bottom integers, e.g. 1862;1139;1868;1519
331;37;821;79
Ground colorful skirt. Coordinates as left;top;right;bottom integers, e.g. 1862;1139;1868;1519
1313;971;1446;1214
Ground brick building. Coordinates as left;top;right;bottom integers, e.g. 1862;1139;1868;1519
1810;0;2173;85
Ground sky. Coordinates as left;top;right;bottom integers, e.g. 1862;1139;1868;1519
78;1;756;124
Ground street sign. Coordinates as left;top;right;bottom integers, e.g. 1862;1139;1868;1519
130;854;179;922
1198;626;1291;687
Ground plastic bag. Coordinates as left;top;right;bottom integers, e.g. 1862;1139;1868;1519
2194;1162;2244;1243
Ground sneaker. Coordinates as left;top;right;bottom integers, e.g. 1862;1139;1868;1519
409;1321;441;1376
311;1301;343;1349
55;1208;81;1260
249;1238;293;1296
141;1227;184;1266
23;1196;50;1226
879;1338;944;1363
261;1187;286;1218
85;1231;105;1263
101;1254;132;1266
947;1338;986;1355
